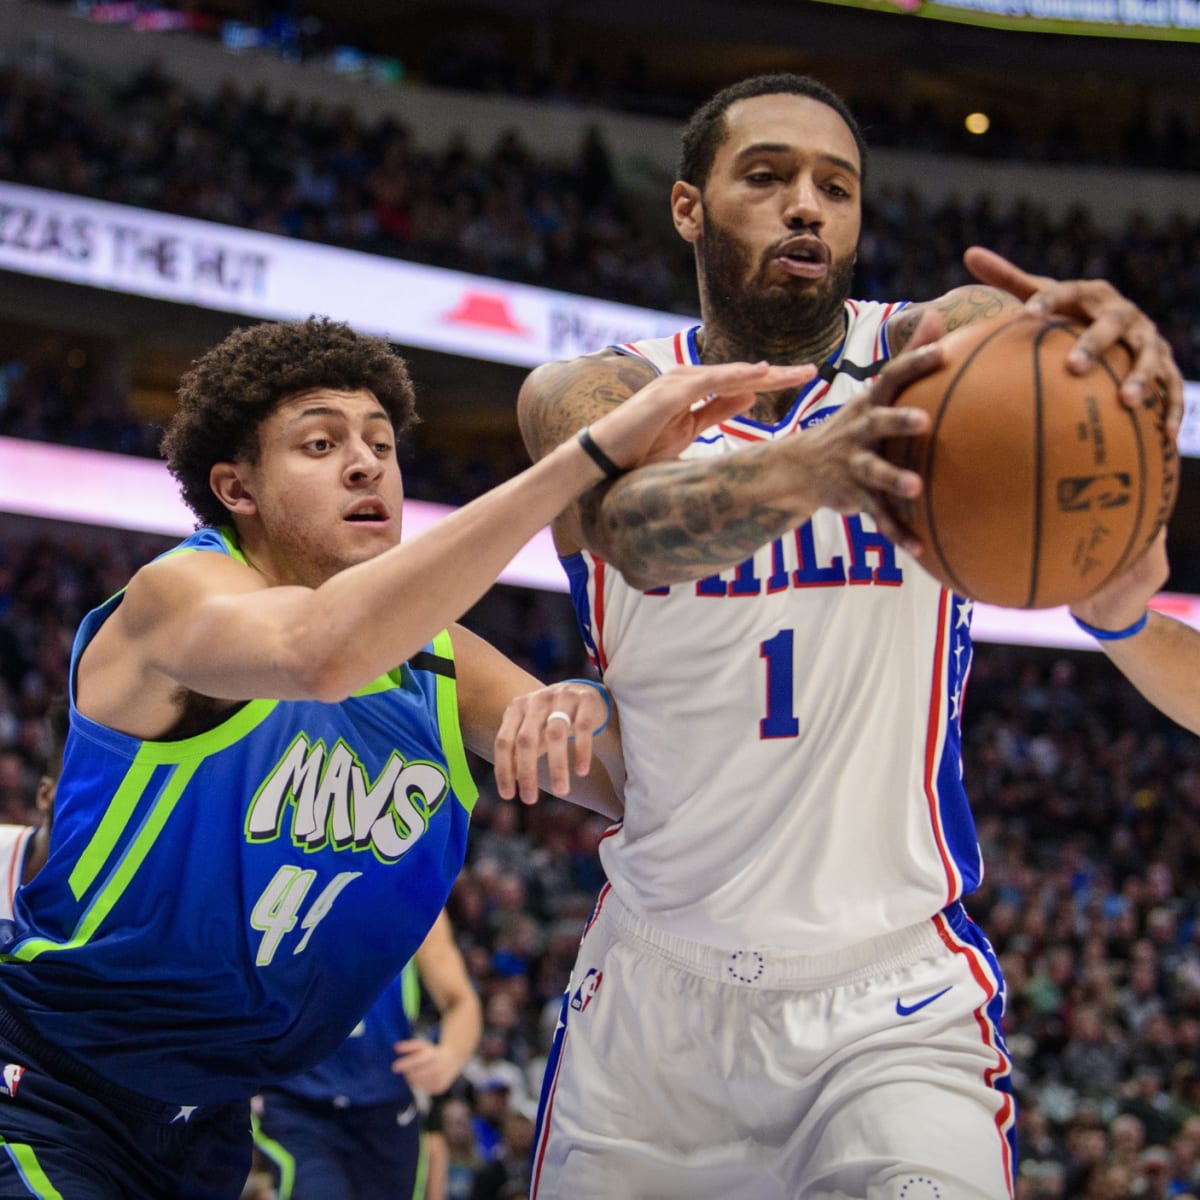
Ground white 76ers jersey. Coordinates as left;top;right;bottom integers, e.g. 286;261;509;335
562;302;982;955
0;824;33;922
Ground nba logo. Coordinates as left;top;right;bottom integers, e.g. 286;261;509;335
0;1064;25;1098
570;968;603;1012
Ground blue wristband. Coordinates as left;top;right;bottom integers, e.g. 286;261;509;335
1071;610;1149;641
566;677;612;735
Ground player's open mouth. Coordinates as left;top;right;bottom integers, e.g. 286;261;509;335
774;237;829;279
772;249;830;282
343;500;390;523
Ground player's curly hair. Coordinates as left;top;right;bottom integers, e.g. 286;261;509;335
162;317;418;528
678;73;868;189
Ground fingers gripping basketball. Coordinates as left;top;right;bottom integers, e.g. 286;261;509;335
881;311;1179;609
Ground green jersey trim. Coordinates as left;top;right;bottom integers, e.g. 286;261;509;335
68;697;278;898
431;630;477;816
0;1136;66;1198
250;1113;297;1200
401;958;420;1022
15;756;201;962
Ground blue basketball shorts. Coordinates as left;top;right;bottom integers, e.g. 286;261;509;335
0;1011;251;1199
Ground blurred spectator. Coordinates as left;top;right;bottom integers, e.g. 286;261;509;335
470;1102;536;1200
469;1075;512;1163
427;1095;487;1200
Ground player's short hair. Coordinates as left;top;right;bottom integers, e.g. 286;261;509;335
162;317;418;528
678;73;867;189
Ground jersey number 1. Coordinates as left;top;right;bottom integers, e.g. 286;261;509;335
759;629;799;739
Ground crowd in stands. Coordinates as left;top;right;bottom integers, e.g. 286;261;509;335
0;54;1197;381
42;0;1200;170
4;525;1200;1197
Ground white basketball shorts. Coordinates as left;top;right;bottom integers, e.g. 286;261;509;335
530;886;1015;1200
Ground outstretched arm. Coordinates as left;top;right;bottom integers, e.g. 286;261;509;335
519;330;945;590
82;360;805;739
1070;532;1200;736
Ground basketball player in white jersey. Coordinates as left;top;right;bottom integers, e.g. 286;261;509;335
499;74;1184;1200
0;702;62;921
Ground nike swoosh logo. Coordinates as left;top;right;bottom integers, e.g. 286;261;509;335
895;986;952;1017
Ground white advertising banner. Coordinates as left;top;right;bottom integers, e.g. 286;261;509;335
0;180;683;366
3;181;1198;452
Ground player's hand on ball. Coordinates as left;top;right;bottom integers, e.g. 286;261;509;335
963;245;1184;438
789;313;943;555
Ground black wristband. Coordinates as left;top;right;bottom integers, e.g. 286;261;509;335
576;426;625;481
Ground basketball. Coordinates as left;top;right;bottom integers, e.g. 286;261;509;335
882;311;1178;609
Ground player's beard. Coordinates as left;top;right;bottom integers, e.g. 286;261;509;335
697;213;855;358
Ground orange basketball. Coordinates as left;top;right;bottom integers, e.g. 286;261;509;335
882;311;1178;609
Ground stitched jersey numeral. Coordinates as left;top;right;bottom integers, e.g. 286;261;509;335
250;866;362;966
759;629;799;739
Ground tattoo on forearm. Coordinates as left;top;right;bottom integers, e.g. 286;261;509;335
891;286;1021;350
582;455;795;586
934;287;1019;332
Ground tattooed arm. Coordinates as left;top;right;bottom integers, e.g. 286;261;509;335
517;346;940;591
889;250;1184;436
886;284;1020;355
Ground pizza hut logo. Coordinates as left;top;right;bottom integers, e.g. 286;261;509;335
441;291;530;337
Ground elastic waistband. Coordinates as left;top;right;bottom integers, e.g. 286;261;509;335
596;889;954;990
0;1003;198;1123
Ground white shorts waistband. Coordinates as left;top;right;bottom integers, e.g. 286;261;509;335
594;888;950;990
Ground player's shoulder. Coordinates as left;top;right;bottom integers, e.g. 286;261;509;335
520;347;653;408
517;348;657;460
119;536;264;631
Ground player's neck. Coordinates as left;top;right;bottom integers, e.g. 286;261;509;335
236;528;321;591
695;323;842;373
696;323;840;425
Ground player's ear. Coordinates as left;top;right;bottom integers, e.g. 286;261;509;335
35;776;55;817
210;462;258;516
671;182;703;244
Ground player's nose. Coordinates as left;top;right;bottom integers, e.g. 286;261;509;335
343;437;384;483
782;175;823;226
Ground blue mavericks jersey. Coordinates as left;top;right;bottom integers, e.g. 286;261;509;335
273;961;419;1107
0;528;477;1107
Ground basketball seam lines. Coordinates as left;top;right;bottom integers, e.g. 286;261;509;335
925;313;1027;599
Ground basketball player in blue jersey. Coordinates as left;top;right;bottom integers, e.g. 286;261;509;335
254;909;481;1200
0;316;839;1200
506;74;1185;1200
